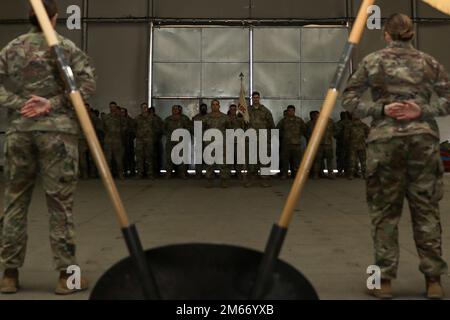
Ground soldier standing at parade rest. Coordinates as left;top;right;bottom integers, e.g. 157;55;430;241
334;111;352;177
0;0;96;294
134;103;159;179
204;100;232;188
102;102;126;179
243;91;275;188
149;106;164;177
192;103;209;178
342;13;450;299
345;116;369;180
276;105;307;179
228;104;246;179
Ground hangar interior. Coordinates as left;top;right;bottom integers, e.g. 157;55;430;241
0;0;450;300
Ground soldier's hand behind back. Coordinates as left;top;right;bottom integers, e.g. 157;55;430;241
21;95;52;118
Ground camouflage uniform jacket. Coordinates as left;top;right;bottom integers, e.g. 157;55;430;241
345;119;370;149
342;40;450;143
334;118;352;143
0;27;96;135
164;114;191;138
248;104;275;130
229;114;246;130
102;112;125;140
204;112;232;134
276;116;307;145
135;113;159;141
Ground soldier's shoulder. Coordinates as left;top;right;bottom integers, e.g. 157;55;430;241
58;34;81;52
1;32;38;56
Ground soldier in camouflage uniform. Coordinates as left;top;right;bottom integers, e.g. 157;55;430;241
0;0;96;294
204;100;232;188
342;13;449;299
192;103;208;178
309;113;335;180
121;107;136;178
134;104;160;179
334;111;352;176
276;105;307;179
228;104;246;179
244;92;275;188
164;105;192;179
89;106;103;178
345;117;369;180
102;102;126;180
149;106;164;177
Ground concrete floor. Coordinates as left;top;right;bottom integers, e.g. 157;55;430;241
0;175;449;300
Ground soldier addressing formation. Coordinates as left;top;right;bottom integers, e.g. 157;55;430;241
1;0;450;303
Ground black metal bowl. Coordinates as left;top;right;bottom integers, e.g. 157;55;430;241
90;243;319;300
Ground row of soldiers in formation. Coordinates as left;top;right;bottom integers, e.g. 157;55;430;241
79;94;370;185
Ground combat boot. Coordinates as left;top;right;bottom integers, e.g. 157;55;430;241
55;270;88;295
1;269;19;294
368;279;393;299
426;276;444;299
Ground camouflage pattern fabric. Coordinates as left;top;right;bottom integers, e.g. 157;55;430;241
102;112;125;178
1;132;79;270
0;28;95;270
164;114;192;177
366;135;447;279
334;118;352;173
276;115;307;177
346;119;370;177
343;40;450;279
247;104;275;179
203;112;232;180
135;113;160;178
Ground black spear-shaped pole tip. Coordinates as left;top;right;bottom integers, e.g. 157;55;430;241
239;72;244;79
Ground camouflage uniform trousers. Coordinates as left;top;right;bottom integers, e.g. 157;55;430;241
165;142;187;178
0;132;79;270
206;145;230;180
280;143;302;177
135;138;154;178
247;137;271;181
348;146;366;177
366;134;448;279
104;136;124;178
78;138;90;179
229;143;245;178
313;144;334;176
